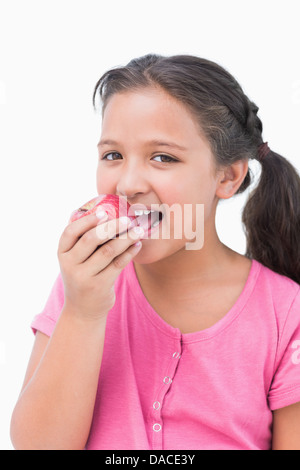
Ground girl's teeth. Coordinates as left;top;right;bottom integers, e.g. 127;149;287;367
134;209;154;216
134;210;144;216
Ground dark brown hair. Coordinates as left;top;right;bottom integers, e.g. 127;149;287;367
93;53;300;284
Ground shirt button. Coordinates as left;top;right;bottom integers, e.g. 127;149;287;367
163;376;172;384
153;423;162;432
173;351;181;358
153;401;160;410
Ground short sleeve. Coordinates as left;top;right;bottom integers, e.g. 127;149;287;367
31;273;65;337
268;287;300;410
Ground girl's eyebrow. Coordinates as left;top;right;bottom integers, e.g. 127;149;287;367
97;139;188;151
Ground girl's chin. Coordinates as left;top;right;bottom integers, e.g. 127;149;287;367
132;238;189;265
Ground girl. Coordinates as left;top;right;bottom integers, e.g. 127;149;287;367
11;54;300;450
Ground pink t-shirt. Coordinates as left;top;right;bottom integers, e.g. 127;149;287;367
31;259;300;450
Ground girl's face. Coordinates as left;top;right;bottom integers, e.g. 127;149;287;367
96;87;221;264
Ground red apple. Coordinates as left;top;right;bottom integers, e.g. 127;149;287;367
70;194;136;223
70;194;163;235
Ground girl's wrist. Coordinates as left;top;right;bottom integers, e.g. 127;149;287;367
60;302;109;328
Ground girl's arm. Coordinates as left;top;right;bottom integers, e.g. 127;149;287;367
10;311;107;450
10;212;143;450
272;402;300;450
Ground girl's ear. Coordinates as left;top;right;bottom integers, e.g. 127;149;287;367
216;160;249;199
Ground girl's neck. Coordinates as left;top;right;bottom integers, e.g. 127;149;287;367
133;231;242;293
132;234;252;334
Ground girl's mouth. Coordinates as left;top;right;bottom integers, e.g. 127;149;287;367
132;209;164;237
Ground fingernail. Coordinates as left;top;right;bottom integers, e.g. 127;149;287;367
133;226;145;236
96;209;108;220
119;216;131;225
133;241;142;249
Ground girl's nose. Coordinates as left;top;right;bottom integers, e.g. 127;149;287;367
116;165;150;199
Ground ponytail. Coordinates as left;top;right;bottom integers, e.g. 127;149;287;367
242;151;300;284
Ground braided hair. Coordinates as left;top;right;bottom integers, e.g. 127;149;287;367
93;54;300;284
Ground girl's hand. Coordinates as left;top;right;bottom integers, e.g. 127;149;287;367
57;213;143;320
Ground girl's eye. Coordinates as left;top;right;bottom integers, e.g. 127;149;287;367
102;152;122;161
101;152;177;163
152;154;177;163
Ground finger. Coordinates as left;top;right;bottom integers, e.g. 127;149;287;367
97;239;143;280
58;213;104;254
95;216;133;242
84;226;144;276
71;216;134;264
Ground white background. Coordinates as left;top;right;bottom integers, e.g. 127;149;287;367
0;0;299;450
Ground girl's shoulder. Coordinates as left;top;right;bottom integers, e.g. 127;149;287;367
252;259;300;326
254;258;300;295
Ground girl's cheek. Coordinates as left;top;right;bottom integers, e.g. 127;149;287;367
96;170;113;193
